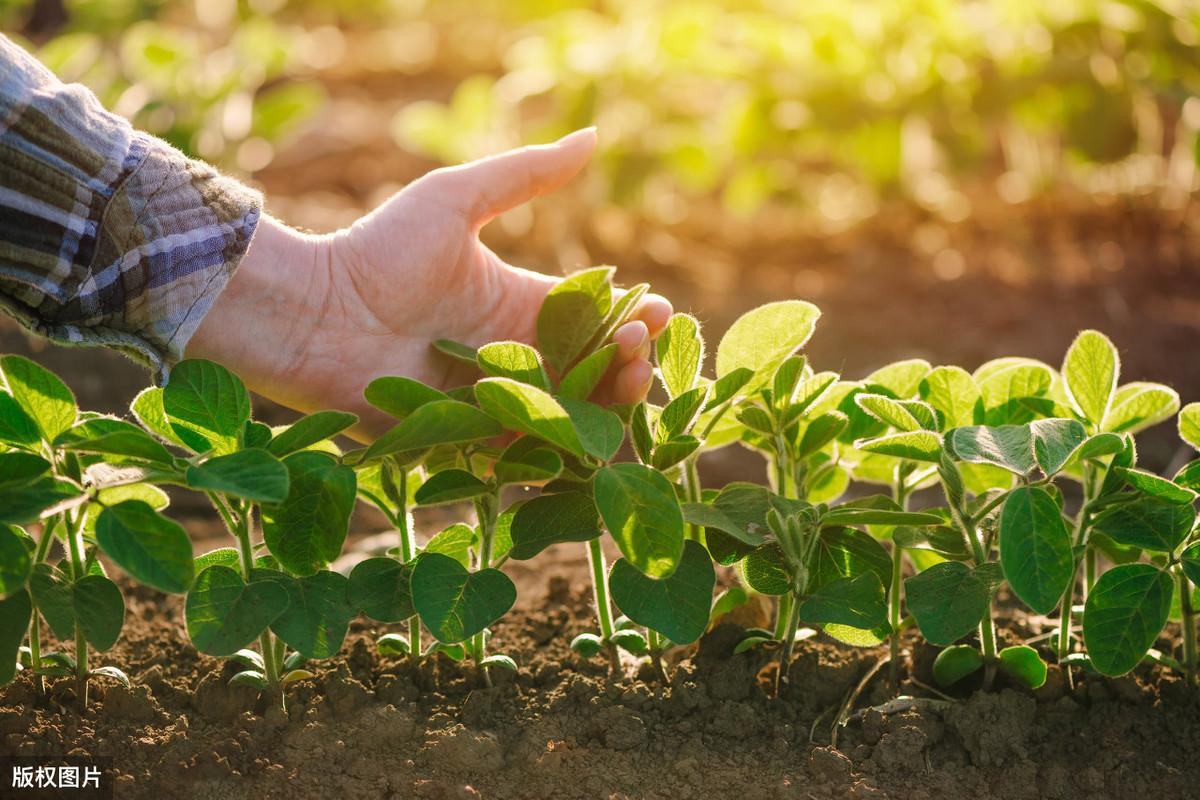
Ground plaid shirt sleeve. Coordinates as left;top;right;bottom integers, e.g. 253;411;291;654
0;35;261;384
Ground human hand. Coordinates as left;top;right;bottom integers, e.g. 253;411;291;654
190;128;671;440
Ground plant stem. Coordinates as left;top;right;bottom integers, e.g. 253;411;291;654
586;537;620;675
645;628;668;684
773;592;794;641
1176;565;1197;686
682;458;703;541
1084;546;1097;598
1058;469;1094;662
889;478;910;688
64;511;88;707
979;600;997;690
473;495;498;688
776;592;802;695
227;500;283;707
28;516;59;696
392;466;422;662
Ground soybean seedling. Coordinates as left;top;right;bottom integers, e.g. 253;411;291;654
131;359;358;708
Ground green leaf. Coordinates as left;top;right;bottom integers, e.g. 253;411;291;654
262;452;356;576
1;355;77;441
348;557;415;622
593;463;684;578
651;435;701;470
1180;543;1200;588
376;634;411;657
363;399;502;461
998;645;1048;689
162;359;250;455
1092;496;1196;553
705;368;755;411
715;301;820;388
494;439;563;485
920;366;981;431
55;418;176;465
581;282;649;358
29;565;125;652
856;430;943;463
905;561;990;646
536;266;614;374
477;341;551;390
413;469;489;506
508;491;601;560
185;565;290;657
0;526;31;598
1029;418;1088;476
481;653;518;672
560;398;624;462
821;506;943;528
194;547;241;572
610;539;715;644
1104;383;1179;435
410;552;517;643
131;387;186;447
0;392;40;447
1180;402;1200;450
186;449;289;503
96;501;194;594
0;589;30;685
1083;563;1172;676
424;523;478;566
1062;330;1119;428
432;339;478;366
0;477;82;525
363;377;449;419
0;452;50;490
657;314;705;398
737;542;790;595
267;411;357;457
475;378;583;458
810;526;894;591
948;424;1035;475
1175;460;1200;491
256;569;355;660
854;394;925;431
933;644;983;687
998;487;1073;615
866;359;931;399
1113;467;1197;505
799;572;888;631
558;344;618;401
976;360;1054;425
570;632;604;658
657;386;709;443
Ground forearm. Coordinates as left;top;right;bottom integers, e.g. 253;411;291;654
0;35;261;382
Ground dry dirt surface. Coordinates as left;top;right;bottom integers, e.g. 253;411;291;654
4;569;1199;800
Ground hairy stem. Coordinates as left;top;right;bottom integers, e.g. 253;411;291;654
28;516;59;696
773;592;794;641
979;599;997;690
586;538;620;675
473;494;498;688
682;458;703;541
645;628;668;684
889;478;910;688
776;592;802;695
1058;467;1094;662
64;512;88;707
391;465;422;661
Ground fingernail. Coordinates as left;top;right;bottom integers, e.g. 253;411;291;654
558;127;598;145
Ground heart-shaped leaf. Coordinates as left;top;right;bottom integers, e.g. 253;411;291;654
919;366;981;431
131;387;187;447
948;424;1036;474
593;463;684;578
349;557;416;622
1;355;77;442
998;644;1048;689
998;487;1073;615
610;539;715;644
254;569;355;659
267;411;357;457
477;342;550;390
185;565;290;656
737;542;790;595
1083;563;1171;676
656;314;704;399
96;500;194;594
262;452;355;576
1062;330;1119;428
362;399;502;461
163;359;250;455
410;553;516;643
716;301;820;390
905;561;990;646
509;491;602;560
186;449;290;503
536;266;614;375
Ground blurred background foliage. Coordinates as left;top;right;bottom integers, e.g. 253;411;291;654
3;0;1198;228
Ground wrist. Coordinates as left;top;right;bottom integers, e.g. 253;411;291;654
189;214;331;398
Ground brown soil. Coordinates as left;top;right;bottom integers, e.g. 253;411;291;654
4;560;1198;800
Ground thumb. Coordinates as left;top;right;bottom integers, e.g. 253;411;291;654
434;128;597;227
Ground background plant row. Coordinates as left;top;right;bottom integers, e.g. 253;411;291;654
2;266;1200;704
